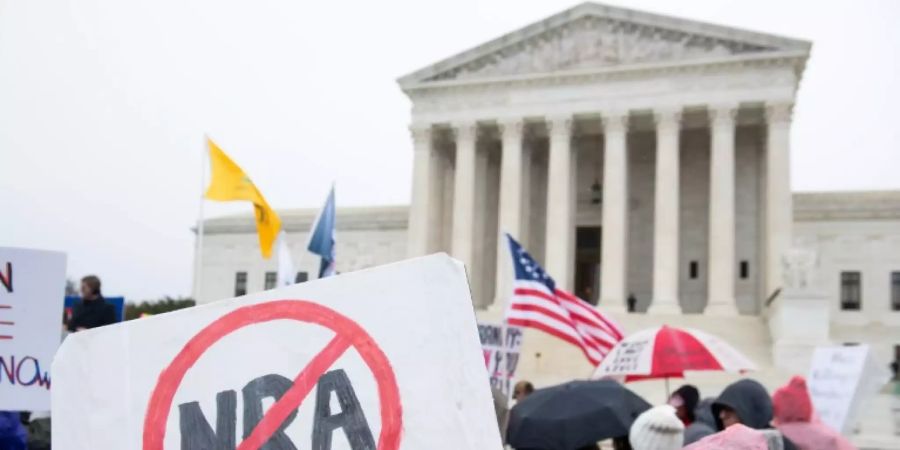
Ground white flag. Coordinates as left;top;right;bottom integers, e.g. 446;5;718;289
276;231;295;287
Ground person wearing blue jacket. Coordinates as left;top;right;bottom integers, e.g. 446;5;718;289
0;411;27;450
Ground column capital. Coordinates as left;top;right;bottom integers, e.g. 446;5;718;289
451;121;478;142
602;111;630;134
546;115;573;137
708;103;739;128
653;107;683;129
409;124;432;146
765;102;794;125
498;118;525;138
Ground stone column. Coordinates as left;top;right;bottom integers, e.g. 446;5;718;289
600;111;629;309
495;119;525;304
765;103;794;300
451;122;478;277
707;105;739;315
544;115;574;289
649;108;682;314
407;124;435;256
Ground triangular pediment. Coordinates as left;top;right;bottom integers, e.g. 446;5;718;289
399;2;810;88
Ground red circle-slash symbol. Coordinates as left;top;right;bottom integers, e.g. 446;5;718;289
142;300;403;450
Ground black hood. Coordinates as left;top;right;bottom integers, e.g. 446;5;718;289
694;398;716;429
672;384;700;421
712;379;773;430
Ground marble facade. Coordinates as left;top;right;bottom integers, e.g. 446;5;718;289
400;2;807;315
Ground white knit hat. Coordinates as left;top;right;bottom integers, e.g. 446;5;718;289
629;405;685;450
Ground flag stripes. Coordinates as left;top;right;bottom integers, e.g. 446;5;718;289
504;235;624;366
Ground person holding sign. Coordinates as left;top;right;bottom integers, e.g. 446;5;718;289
66;275;115;332
772;377;856;450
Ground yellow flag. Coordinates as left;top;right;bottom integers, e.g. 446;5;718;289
204;138;282;258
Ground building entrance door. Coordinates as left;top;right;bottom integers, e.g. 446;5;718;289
575;227;602;305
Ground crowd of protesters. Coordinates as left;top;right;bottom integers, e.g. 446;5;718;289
500;376;857;450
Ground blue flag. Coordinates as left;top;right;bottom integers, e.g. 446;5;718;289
307;187;336;278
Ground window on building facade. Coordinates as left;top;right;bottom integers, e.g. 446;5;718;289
740;261;749;279
234;271;248;297
264;272;277;290
840;271;862;311
892;272;900;311
295;272;309;283
689;261;698;279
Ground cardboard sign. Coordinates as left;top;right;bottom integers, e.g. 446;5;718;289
0;247;67;410
53;254;502;449
807;344;873;433
477;323;522;397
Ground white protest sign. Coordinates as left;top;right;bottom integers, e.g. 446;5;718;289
807;344;872;433
0;247;66;410
53;254;502;450
477;323;522;397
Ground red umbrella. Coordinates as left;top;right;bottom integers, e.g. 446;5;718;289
591;325;756;391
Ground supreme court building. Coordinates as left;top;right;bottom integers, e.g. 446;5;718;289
401;2;803;315
195;3;900;441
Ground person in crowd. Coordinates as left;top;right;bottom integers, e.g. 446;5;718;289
712;379;797;450
0;412;27;450
628;405;684;450
67;275;116;332
684;423;768;450
771;376;856;450
513;381;534;402
627;294;637;313
683;398;717;445
669;384;700;426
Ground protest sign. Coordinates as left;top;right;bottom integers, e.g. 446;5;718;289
53;254;502;449
0;247;66;410
477;323;522;397
807;344;881;434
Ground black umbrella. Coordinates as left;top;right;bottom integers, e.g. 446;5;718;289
506;379;651;450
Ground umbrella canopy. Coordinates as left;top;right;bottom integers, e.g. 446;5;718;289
591;325;757;381
506;379;651;450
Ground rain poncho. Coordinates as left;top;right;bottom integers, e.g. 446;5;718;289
712;379;798;450
772;377;857;450
683;423;767;450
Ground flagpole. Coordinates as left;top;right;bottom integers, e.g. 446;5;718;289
194;136;208;302
500;232;513;401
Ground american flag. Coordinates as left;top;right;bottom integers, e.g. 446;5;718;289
504;234;624;366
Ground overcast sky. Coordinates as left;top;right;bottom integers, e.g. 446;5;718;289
1;0;898;301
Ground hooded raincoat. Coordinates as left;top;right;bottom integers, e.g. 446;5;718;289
712;379;798;450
